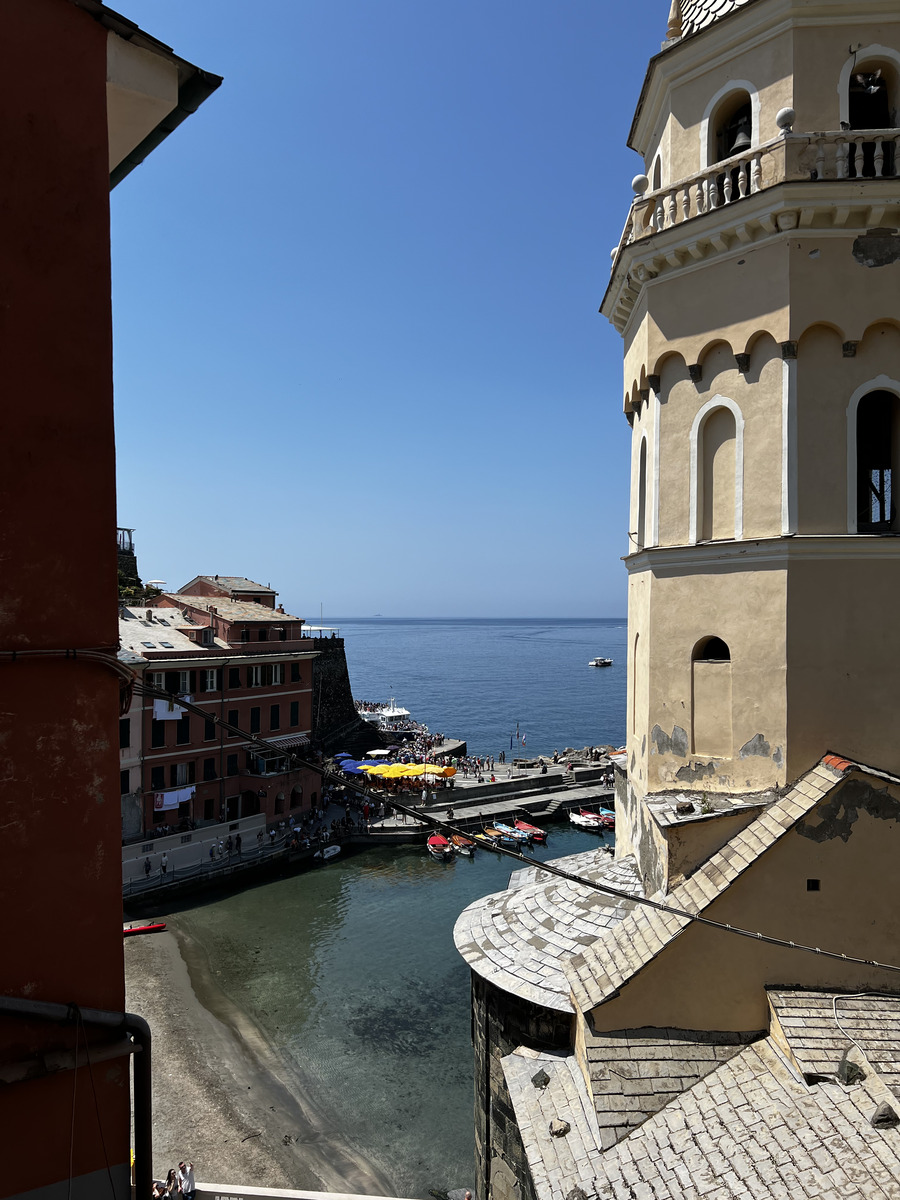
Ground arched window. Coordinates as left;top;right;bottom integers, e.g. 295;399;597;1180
690;397;744;544
713;92;752;164
651;155;662;192
699;82;759;205
839;48;900;177
691;637;733;756
636;437;648;550
856;389;899;532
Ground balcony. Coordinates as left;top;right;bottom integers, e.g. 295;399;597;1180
605;127;900;332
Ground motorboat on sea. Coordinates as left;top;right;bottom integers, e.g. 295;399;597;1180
514;818;546;842
450;834;476;856
569;808;615;830
426;834;454;861
314;844;342;862
589;657;613;668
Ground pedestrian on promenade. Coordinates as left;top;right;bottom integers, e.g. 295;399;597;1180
163;1169;178;1199
421;787;427;807
235;833;242;856
144;857;151;877
257;829;263;847
177;1162;195;1200
225;834;232;856
209;845;215;863
161;853;168;877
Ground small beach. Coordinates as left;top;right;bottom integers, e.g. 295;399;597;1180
124;921;396;1193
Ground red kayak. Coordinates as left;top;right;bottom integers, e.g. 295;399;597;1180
123;922;167;937
514;818;546;842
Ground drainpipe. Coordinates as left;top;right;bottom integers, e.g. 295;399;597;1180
0;998;152;1198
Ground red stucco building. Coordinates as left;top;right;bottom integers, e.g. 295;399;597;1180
0;5;219;1200
119;577;323;834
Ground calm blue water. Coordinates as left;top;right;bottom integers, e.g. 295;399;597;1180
333;617;627;755
167;619;626;1198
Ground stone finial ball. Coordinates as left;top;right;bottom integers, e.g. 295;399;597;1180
776;107;795;132
632;174;650;196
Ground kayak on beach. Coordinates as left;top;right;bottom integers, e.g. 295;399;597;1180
123;922;167;937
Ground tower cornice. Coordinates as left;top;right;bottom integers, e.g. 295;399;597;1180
624;533;900;575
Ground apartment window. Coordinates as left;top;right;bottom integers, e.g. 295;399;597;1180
201;627;214;645
204;717;216;742
250;707;261;733
290;701;299;727
247;664;262;688
176;714;191;745
199;668;221;693
227;709;239;737
151;720;166;749
290;662;301;683
258;628;268;641
150;765;165;790
270;704;281;731
240;629;250;643
228;667;241;689
204;797;215;821
164;670;193;695
271;663;284;684
120;769;130;795
203;757;216;781
226;754;238;777
119;718;130;749
148;671;164;689
278;628;287;641
170;762;196;787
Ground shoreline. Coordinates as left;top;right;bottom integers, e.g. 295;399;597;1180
124;920;397;1195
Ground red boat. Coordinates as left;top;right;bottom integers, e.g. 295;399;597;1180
582;808;615;828
514;818;547;842
426;834;454;861
123;922;167;937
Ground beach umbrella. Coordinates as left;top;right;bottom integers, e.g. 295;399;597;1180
333;752;352;760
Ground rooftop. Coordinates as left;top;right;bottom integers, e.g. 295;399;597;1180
667;0;756;40
179;575;276;595
164;595;302;624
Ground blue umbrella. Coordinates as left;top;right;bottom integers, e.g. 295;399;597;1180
334;752;353;760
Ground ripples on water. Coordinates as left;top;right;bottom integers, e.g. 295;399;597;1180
175;619;626;1198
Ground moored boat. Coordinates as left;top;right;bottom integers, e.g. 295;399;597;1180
589;657;613;667
483;825;519;848
314;844;342;862
493;821;531;843
569;808;615;830
450;834;476;856
475;832;501;851
514;818;546;841
426;834;454;861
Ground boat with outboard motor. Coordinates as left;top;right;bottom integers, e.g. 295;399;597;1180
450;833;476;856
426;834;454;861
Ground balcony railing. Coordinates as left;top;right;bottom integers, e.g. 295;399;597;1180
614;128;900;259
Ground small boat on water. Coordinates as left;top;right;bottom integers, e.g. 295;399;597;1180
589;657;613;668
514;818;547;842
123;922;167;937
314;844;342;863
475;832;501;851
483;826;520;848
493;822;531;843
569;808;615;830
426;834;454;861
450;834;476;856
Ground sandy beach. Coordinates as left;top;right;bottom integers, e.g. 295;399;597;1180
124;920;397;1194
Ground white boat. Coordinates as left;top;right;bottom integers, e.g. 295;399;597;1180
356;698;425;736
314;844;341;862
589;657;613;668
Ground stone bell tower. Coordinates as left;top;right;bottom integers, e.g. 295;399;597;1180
603;0;900;825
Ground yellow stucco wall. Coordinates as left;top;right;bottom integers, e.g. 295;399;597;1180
590;776;900;1032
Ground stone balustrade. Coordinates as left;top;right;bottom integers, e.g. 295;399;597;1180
614;126;900;261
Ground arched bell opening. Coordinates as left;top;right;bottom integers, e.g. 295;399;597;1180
691;637;733;757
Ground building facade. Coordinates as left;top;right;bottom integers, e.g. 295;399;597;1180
456;3;900;1198
119;576;323;837
0;6;219;1200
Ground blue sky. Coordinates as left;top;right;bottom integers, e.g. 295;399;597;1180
112;1;664;618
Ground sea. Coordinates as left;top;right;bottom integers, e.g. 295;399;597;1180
171;618;627;1198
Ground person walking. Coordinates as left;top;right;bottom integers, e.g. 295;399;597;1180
235;833;242;856
160;852;168;877
144;857;151;877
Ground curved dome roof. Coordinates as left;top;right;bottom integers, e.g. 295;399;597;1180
668;0;756;39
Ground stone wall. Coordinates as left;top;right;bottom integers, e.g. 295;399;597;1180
311;638;383;755
471;973;573;1200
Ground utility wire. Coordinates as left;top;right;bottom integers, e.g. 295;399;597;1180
133;683;900;978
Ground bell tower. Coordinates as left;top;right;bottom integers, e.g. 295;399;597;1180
604;0;900;821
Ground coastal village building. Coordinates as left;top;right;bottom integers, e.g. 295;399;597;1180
119;575;322;837
455;1;900;1198
0;6;219;1200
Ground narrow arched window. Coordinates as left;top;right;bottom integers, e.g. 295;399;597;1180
691;637;732;756
652;155;662;192
636;439;648;550
700;407;737;541
713;93;752;164
857;390;898;531
848;62;898;176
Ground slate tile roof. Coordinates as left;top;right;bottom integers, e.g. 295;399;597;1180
166;595;301;624
672;0;756;39
564;759;851;1014
770;989;900;1099
504;1033;900;1200
453;852;643;1012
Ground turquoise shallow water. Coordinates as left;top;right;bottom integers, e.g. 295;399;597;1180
171;619;625;1197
